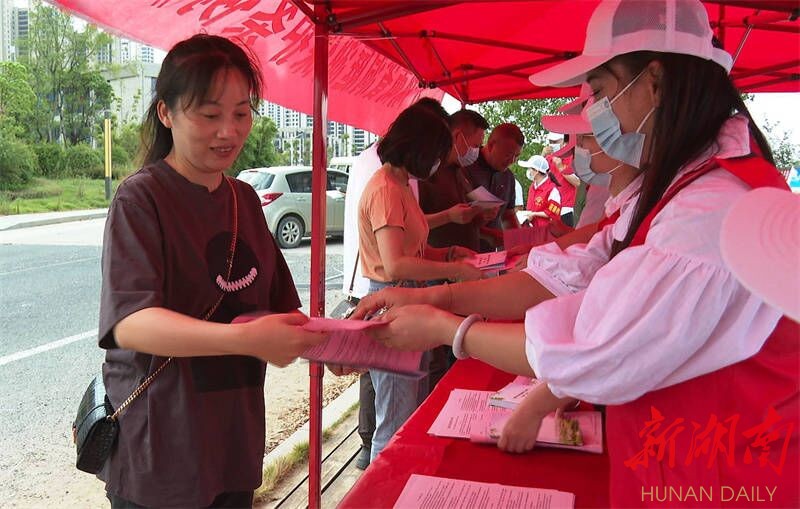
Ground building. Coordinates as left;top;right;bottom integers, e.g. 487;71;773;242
259;100;377;165
0;0;30;62
102;61;160;125
98;37;161;124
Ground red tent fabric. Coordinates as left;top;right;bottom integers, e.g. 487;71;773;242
52;0;799;135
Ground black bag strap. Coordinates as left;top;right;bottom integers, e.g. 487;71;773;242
347;251;360;296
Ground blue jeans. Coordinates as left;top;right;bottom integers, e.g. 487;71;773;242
367;279;430;461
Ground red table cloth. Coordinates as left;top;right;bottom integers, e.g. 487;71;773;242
338;358;610;508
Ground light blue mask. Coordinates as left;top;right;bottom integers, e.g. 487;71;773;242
573;146;622;188
456;132;480;167
585;69;654;169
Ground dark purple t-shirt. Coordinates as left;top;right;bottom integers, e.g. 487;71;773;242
98;160;300;506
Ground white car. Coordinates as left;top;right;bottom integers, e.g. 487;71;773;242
237;166;348;249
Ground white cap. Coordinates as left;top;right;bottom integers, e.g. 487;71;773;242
519;154;550;173
556;83;593;115
720;188;800;322
542;83;594;153
531;0;733;88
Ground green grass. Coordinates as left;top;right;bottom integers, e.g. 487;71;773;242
256;441;311;500
0;177;122;215
254;402;359;502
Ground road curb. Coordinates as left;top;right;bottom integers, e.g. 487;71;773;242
0;211;108;231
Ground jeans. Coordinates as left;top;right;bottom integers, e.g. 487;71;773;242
367;279;430;461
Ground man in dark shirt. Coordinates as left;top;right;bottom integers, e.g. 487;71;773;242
465;123;524;237
418;109;489;251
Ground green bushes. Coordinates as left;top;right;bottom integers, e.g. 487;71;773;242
0;136;38;190
64;143;103;179
33;142;64;177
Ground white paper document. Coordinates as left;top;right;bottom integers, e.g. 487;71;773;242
393;474;575;509
429;388;604;453
428;389;510;438
488;376;543;409
467;186;504;209
301;318;424;377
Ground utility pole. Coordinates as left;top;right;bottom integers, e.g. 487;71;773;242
103;111;112;200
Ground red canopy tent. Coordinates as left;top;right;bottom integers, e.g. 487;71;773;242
49;0;799;506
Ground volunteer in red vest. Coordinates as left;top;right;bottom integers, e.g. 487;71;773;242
544;132;580;226
520;154;561;228
354;1;798;506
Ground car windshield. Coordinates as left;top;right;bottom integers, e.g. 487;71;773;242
238;171;275;190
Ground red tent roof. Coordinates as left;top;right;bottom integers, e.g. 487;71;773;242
52;0;799;134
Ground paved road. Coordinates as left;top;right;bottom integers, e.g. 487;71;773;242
0;218;345;503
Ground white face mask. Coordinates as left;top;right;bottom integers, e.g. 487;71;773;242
456;131;480;167
549;143;562;151
584;68;654;168
573;146;622;188
526;169;536;180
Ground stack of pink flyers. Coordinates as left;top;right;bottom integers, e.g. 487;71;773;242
233;313;424;377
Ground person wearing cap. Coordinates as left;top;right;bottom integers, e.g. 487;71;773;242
542;88;616;229
543;132;580;226
354;1;798;506
721;188;800;323
519;154;561;228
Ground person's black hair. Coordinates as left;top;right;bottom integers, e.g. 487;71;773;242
449;109;489;132
140;34;263;166
412;97;449;122
606;51;773;258
377;106;453;180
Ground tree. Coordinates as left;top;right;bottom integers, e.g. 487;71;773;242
0;62;36;140
20;2;113;144
229;117;282;175
62;70;115;145
761;120;799;170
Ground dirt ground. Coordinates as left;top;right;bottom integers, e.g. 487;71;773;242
3;362;357;508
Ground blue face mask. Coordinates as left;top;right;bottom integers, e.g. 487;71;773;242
573;146;622;188
585;69;654;169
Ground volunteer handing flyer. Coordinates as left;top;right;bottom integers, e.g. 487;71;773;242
233;312;423;376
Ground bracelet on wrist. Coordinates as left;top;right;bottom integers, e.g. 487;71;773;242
452;313;482;360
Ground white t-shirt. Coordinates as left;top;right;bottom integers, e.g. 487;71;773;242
514;178;523;208
342;143;381;298
522;115;781;405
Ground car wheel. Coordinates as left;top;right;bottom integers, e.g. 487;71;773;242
276;215;304;249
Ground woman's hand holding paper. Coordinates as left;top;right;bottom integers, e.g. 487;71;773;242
366;305;459;352
350;286;447;320
241;312;328;367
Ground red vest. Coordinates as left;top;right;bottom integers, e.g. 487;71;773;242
527;179;559;227
606;154;799;507
546;154;577;208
